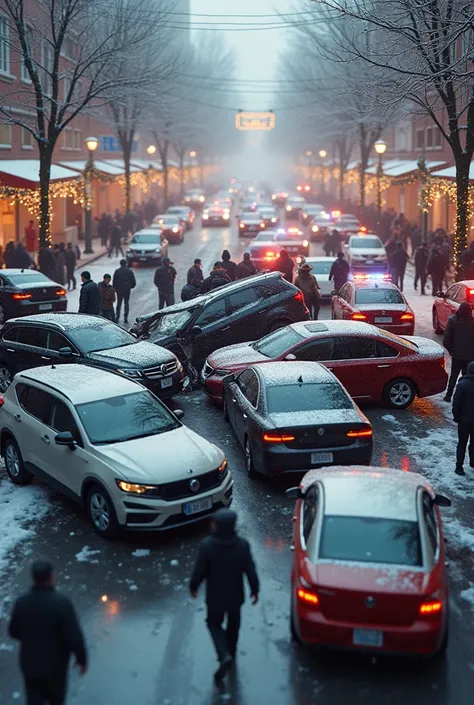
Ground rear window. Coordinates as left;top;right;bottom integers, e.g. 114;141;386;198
319;516;422;567
5;273;53;286
351;237;383;249
308;261;332;275
266;383;352;413
253;327;303;357
355;289;404;304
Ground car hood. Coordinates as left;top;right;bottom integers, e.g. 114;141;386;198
208;343;267;369
128;242;163;252
95;427;224;484
350;248;386;256
357;303;407;312
268;407;367;429
88;341;175;367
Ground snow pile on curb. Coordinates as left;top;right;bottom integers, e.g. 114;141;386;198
0;479;50;573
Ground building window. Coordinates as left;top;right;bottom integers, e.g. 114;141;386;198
0;124;12;148
63;127;73;150
22;127;33;149
73;129;81;150
63;36;77;61
63;75;71;102
0;16;10;75
415;129;425;150
41;39;53;95
21;26;33;82
433;126;442;148
426;127;433;148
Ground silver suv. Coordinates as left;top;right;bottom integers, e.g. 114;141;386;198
0;365;232;538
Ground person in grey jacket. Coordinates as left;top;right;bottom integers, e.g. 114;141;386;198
443;301;474;401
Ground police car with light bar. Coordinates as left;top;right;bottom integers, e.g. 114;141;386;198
272;228;310;257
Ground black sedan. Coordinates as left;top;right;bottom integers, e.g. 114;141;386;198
237;212;266;237
223;361;373;478
153;214;185;244
0;314;184;398
0;269;67;325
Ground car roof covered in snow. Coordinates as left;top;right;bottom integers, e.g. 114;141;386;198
16;364;141;404
301;467;434;521
291;319;379;338
352;280;399;290
8;313;104;329
252;361;335;387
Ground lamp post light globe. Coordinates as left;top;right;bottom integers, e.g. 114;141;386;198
189;150;197;159
85;136;99;153
146;145;156;156
374;140;387;234
374;139;387;155
318;149;327;159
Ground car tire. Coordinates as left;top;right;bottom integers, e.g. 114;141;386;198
4;437;32;486
223;397;230;423
290;598;302;643
0;363;12;391
0;304;6;325
383;378;416;409
244;437;258;479
268;320;289;334
433;309;442;334
86;484;120;539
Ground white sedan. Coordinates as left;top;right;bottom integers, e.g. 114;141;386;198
301;256;335;298
346;233;388;272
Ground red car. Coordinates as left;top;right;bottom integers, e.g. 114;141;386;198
287;466;451;656
201;320;447;409
433;280;474;333
332;279;415;336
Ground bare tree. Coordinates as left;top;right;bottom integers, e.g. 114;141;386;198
0;0;170;247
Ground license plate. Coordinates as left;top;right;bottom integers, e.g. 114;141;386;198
311;451;333;464
353;628;383;648
161;377;173;389
375;316;392;323
249;226;256;231
365;260;374;265
212;217;219;221
39;304;52;311
183;496;212;516
139;257;147;261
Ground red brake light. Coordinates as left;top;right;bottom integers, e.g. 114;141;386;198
469;289;474;295
360;226;367;232
297;588;319;605
440;356;446;369
351;313;367;321
346;429;373;438
12;292;32;300
294;291;304;302
400;313;414;320
56;289;67;297
419;600;442;615
304;185;310;191
264;251;277;260
0;395;4;407
263;433;295;443
260;222;265;228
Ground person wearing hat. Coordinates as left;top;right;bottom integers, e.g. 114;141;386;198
294;262;321;320
187;258;204;285
221;250;237;281
98;273;116;321
154;257;177;309
201;262;231;294
236;252;257;279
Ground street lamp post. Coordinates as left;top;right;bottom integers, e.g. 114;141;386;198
374;139;387;234
305;150;313;182
84;136;99;254
146;145;156;198
319;149;327;194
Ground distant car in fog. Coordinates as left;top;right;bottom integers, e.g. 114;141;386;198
183;189;205;207
237;212;266;237
202;204;231;226
166;206;195;230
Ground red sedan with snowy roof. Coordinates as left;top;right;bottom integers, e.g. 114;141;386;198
332;278;415;336
201;320;447;409
287;466;451;656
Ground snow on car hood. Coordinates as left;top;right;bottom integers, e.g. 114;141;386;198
95;426;225;484
128;242;163;252
89;341;175;366
208;342;266;368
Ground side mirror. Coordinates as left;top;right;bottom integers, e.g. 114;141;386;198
174;409;184;420
434;493;452;507
285;487;302;500
331;290;337;296
190;325;202;336
58;346;73;358
223;373;235;384
55;431;77;450
285;353;296;361
436;291;445;298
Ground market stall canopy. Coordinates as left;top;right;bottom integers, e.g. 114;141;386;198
431;164;474;181
365;159;446;176
126;159;163;171
57;159;125;176
100;159;142;174
0;160;80;189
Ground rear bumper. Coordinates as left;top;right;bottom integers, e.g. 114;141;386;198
14;299;67;319
140;370;184;399
256;440;373;476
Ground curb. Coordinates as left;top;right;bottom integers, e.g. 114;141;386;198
77;248;108;268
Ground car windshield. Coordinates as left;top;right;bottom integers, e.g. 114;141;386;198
260;210;275;217
307;261;332;275
266;383;353;413
150;309;193;335
253;328;304;357
131;234;161;244
5;273;54;286
319;516;422;567
307;205;324;213
76;391;179;445
68;321;136;353
351;237;383;249
168;208;186;215
186;190;203;197
274;231;303;241
243;214;261;221
355;289;404;304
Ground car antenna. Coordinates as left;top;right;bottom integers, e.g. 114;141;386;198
298;375;303;384
51;364;56;369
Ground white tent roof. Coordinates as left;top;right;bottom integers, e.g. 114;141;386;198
0;159;79;187
100;159;141;174
431;164;474;181
128;159;163;171
365;159;446;176
56;159;126;176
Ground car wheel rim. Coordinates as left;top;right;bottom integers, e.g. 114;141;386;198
0;367;11;389
5;444;20;477
390;382;412;406
90;493;110;531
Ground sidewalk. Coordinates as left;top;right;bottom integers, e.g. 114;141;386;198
76;243;109;268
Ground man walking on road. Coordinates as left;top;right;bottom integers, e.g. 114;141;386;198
187;258;204;285
113;259;136;324
329;252;349;293
201;262;231;293
427;246;446;296
78;271;101;315
65;243;77;291
453;361;474;476
154;257;177;309
389;242;409;291
9;559;87;705
190;509;259;684
98;273;116;321
109;221;123;258
236;252;257;279
414;242;429;295
443;301;474;402
221;250;237;281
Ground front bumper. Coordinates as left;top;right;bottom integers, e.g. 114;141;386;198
127;252;163;264
140;370;184;399
114;471;233;530
256;440;373;476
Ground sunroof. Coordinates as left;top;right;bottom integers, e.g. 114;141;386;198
304;323;328;333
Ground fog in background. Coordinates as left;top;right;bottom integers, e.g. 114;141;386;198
190;0;289;185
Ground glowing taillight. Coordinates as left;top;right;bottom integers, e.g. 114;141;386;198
12;292;32;300
260;222;265;228
440;356;446;369
297;588;319;605
56;289;67;297
351;313;367;321
400;313;414;320
294;291;304;302
0;395;4;407
263;433;295;443
419;600;442;615
347;429;373;438
239;223;245;228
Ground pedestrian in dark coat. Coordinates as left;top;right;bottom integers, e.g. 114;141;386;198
328;228;341;257
443;301;474;401
65;243;77;290
181;279;201;302
98;274;116;321
190;509;259;683
4;241;16;269
414;242;429;295
385;236;397;261
109;223;123;258
389;242;409;291
154;257;177;309
78;271;101;315
9;560;87;705
427;247;447;296
187;258;204;285
98;213;110;247
113;259;136;324
329;252;350;292
294;263;321;319
236;253;257;279
221;250;237;281
12;242;32;270
273;249;294;283
38;246;56;280
201;263;232;293
53;244;66;285
453;361;474;475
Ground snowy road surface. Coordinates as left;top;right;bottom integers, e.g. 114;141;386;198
0;215;473;705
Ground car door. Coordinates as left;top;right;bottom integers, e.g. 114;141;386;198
5;326;48;375
332;283;351;319
44;330;82;366
13;382;54;475
191;297;231;367
228;287;261;342
232;369;260;443
0;325;23;379
326;335;379;398
439;284;459;329
227;368;253;438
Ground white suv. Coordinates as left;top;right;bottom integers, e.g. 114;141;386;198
0;365;232;538
346;233;388;271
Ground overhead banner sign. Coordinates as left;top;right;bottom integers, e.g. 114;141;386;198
235;112;276;131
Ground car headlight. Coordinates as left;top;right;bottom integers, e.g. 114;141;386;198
286;205;292;211
116;480;161;496
312;225;319;232
271;217;277;222
172;226;179;233
116;368;142;378
199;196;205;202
303;240;309;247
218;458;228;477
203;214;209;219
154;248;161;253
215;369;231;377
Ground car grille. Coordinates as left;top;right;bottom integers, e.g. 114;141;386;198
161;468;224;501
143;360;178;379
202;361;214;378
